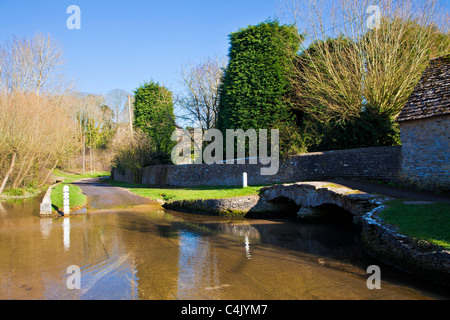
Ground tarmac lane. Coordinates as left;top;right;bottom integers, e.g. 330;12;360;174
73;178;156;211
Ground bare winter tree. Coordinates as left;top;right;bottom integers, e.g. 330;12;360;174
0;32;67;96
66;92;108;174
106;88;129;124
0;93;78;194
177;56;227;130
0;32;78;194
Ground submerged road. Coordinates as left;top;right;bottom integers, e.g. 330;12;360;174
73;178;155;211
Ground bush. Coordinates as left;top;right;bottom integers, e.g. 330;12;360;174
217;20;304;156
133;81;176;159
307;110;401;152
4;188;25;196
111;128;160;184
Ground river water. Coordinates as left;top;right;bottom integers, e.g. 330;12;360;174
0;196;449;300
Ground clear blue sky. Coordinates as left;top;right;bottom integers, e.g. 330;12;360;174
1;1;448;97
0;0;280;96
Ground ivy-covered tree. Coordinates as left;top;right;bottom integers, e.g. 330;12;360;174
216;20;304;156
133;81;176;162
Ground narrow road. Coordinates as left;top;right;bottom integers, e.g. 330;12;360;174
73;178;155;210
331;179;450;203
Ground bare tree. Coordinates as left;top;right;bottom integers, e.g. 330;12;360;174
177;56;227;130
0;32;66;96
111;127;154;184
0;93;78;194
66;92;107;174
30;32;65;96
106;88;129;124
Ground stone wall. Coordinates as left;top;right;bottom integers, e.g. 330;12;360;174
112;146;403;187
400;115;450;193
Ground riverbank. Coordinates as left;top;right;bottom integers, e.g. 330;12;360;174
0;189;43;201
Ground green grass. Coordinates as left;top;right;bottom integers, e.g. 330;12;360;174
51;183;87;211
380;200;450;249
0;186;41;199
52;169;110;183
104;178;264;202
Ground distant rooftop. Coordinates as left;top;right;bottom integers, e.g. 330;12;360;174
397;54;450;122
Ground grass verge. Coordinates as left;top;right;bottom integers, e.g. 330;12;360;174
104;178;264;202
50;170;110;212
51;183;87;211
379;200;450;249
52;169;110;183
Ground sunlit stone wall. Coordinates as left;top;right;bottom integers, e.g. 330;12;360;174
112;146;403;187
399;115;450;193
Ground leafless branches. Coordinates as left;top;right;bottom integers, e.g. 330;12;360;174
0;32;69;96
0;93;78;194
111;127;154;184
280;0;450;122
106;89;130;125
0;32;79;194
176;56;227;130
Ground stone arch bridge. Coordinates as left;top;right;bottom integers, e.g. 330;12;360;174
164;181;390;224
259;182;389;224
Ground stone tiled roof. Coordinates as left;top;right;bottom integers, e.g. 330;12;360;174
397;54;450;122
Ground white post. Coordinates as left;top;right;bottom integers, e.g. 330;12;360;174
243;172;248;188
63;185;70;215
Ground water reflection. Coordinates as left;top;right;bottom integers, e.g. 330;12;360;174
0;198;449;300
40;218;52;240
245;236;251;260
0;202;6;216
63;218;70;251
177;230;218;299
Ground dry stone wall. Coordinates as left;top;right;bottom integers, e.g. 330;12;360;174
112;146;403;187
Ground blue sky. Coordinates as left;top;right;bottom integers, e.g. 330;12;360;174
1;1;448;97
0;0;280;96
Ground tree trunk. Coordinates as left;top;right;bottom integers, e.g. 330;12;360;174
13;156;35;189
39;159;59;188
12;153;36;189
90;129;93;175
0;152;17;195
82;134;85;175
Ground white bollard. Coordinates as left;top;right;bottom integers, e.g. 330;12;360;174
63;185;70;215
243;172;248;188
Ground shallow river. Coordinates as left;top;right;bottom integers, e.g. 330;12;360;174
0;196;449;300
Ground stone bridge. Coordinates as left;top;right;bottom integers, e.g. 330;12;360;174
259;182;390;224
164;181;390;224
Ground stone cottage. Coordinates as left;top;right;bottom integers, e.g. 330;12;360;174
396;55;450;193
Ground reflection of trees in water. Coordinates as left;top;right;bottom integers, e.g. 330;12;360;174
168;212;366;268
0;202;6;216
176;230;220;299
